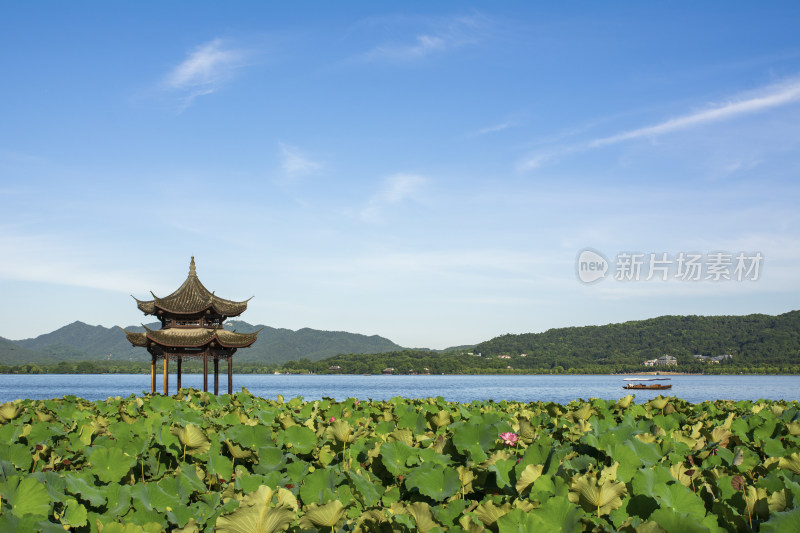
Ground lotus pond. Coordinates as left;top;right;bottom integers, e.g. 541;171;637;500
1;390;800;532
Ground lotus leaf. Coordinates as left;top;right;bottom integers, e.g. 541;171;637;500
515;463;544;494
379;440;418;476
647;396;670;410
1;476;50;518
280;425;316;454
225;440;255;460
326;419;355;444
0;401;23;423
402;502;441;533
171;423;211;456
474;501;512;528
430;410;452;429
299;467;342;504
568;472;627;516
779;453;800;474
59;496;88;527
298;500;344;528
405;462;461;501
216;485;297;533
90;446;137;483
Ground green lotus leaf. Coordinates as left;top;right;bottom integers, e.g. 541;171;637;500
430;410;452;429
298;500;344;528
60;496;88;527
645;508;715;533
380;440;417;476
173;519;201;533
299;467;342;504
6;442;32;471
355;509;390;530
0;401;23;423
225;440;255;460
216;485;297;533
668;463;698;487
405;462;461;501
489;457;516;490
647;396;669;410
568;472;627;516
405;502;441;533
326;419;354;444
573;403;592;421
388;428;414;446
1;476;50;518
617;395;634;409
498;501;584;533
516;463;544;494
768;489;788;512
475;501;512;528
281;425;316;454
779;453;800;475
170;424;211;456
348;470;381;507
786;421;800;436
761;507;800;532
90;446;137;483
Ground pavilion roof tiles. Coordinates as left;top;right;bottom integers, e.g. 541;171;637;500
125;326;259;349
133;257;250;316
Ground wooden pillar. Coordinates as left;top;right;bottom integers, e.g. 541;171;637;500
150;355;156;394
203;351;208;392
177;357;182;391
227;356;233;395
163;353;169;396
214;357;219;395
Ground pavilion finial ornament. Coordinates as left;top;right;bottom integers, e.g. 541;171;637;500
189;256;197;277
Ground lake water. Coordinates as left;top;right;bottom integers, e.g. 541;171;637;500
1;374;799;404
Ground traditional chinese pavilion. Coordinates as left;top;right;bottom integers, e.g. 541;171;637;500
124;257;258;395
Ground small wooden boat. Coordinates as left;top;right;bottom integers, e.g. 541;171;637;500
622;378;672;390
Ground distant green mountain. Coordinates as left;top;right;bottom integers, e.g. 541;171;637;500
14;321;142;362
3;320;404;365
290;310;800;374
0;336;55;365
472;310;800;369
222;320;403;364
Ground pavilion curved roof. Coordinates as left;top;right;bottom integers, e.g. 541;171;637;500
124;325;260;349
133;257;251;317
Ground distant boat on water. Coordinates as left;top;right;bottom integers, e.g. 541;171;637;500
623;378;672;390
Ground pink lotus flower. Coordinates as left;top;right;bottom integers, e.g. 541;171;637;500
329;416;336;422
500;432;519;446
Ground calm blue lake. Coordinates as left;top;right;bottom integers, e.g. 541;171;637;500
1;374;799;404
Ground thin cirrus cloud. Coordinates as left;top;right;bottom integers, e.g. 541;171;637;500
360;173;428;222
518;77;800;171
361;15;484;62
162;38;247;108
279;143;322;178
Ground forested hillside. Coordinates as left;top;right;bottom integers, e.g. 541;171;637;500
473;311;800;369
2;320;403;366
288;311;800;374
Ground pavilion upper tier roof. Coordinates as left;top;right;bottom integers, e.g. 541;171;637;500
133;257;251;316
124;325;260;349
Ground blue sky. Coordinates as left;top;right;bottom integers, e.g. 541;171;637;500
2;2;799;349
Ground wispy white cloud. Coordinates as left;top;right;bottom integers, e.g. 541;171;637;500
590;79;800;147
279;143;322;178
472;121;514;136
361;173;427;222
362;15;485;62
519;77;800;171
163;38;247;108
